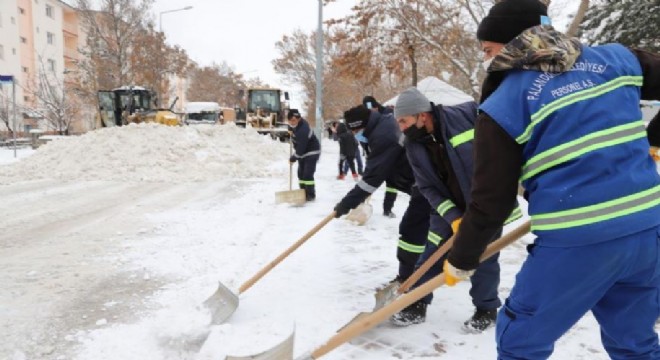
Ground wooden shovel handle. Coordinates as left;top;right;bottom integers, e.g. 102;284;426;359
310;219;531;359
238;212;336;294
399;220;531;294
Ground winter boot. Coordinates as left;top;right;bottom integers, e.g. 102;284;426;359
337;174;345;180
376;275;402;291
352;173;359;181
390;300;427;327
462;308;497;334
305;185;316;202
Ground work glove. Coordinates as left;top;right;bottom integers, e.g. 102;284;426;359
443;259;475;286
451;218;462;234
333;202;351;218
651;146;660;162
289;155;297;163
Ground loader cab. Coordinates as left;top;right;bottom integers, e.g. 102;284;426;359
97;86;153;127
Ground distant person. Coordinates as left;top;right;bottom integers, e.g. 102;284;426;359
336;122;359;180
288;109;320;201
364;95;398;218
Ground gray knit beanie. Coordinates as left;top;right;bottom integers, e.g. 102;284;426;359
394;87;432;119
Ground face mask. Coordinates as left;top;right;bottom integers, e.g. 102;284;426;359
482;57;494;72
403;124;429;142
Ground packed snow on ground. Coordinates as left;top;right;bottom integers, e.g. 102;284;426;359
0;123;657;360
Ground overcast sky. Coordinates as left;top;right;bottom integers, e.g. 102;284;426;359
151;0;357;110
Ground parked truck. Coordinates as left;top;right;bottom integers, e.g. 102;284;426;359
236;87;290;141
184;102;222;125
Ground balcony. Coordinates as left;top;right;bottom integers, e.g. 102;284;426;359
62;21;78;36
64;46;78;60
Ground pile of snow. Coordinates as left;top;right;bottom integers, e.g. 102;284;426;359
0;123;289;183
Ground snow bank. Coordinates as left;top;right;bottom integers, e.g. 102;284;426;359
0;123;289;183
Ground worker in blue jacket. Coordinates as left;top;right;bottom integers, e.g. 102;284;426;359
334;105;431;285
443;0;660;359
391;87;522;330
288;109;320;201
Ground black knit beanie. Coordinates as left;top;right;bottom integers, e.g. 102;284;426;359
362;96;381;110
344;105;371;131
477;0;548;44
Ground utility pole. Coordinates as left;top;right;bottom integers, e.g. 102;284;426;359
315;0;324;141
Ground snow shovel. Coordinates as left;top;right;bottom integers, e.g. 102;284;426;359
275;137;306;205
374;220;532;311
223;330;294;360
345;196;372;225
295;219;532;360
204;212;336;324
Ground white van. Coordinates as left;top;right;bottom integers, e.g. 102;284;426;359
184;102;222;125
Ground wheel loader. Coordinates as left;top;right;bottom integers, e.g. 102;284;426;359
235;87;291;141
97;86;180;128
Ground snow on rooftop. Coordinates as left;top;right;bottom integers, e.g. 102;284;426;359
0;123;288;183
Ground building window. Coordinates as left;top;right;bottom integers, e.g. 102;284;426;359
47;32;54;44
19;7;25;15
46;4;53;18
36;26;40;33
47;59;56;72
12;48;16;55
22;66;28;73
0;45;4;60
11;16;16;25
0;12;3;28
20;37;27;44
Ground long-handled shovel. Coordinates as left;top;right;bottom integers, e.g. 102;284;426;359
204;212;336;324
338;220;531;330
275;137;306;205
376;220;531;310
295;219;532;360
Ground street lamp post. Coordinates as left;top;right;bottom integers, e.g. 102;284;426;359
159;6;193;33
315;0;323;141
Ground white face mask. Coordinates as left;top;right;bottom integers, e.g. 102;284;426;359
482;57;494;72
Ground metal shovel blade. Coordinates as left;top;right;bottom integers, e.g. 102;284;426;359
336;280;401;332
373;280;400;311
204;282;239;325
275;189;307;206
224;330;294;360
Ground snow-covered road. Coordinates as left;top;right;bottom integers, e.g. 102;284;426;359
0;125;641;359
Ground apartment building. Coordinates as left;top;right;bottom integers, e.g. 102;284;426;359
0;0;88;135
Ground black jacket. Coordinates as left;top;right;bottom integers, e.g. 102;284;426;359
338;111;415;210
337;122;358;158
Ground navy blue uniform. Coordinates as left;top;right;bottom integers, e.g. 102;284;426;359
290;118;320;200
337;111;430;280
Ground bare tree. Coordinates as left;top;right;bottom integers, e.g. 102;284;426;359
186;63;247;107
25;62;80;135
0;90;19;136
76;0;154;93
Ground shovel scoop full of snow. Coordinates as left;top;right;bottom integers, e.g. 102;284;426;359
345;199;372;225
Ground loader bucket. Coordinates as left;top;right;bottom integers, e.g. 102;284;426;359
204;282;239;324
224;330;294;360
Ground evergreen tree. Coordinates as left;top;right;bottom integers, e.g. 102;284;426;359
579;0;660;52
